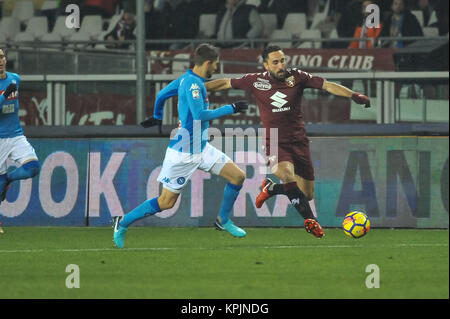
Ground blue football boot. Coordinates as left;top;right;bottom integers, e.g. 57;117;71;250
215;218;246;238
113;216;128;248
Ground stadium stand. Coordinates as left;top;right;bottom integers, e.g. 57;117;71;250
198;13;216;38
297;29;322;48
41;0;58;11
95;14;123;50
51;15;77;40
282;12;307;36
260;13;277;39
11;0;34;24
269;29;292;48
0;0;448;51
13;16;48;41
0;16;20;41
77;15;103;39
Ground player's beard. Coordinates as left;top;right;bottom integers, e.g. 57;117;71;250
270;69;287;82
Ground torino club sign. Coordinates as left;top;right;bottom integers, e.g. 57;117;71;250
149;48;397;74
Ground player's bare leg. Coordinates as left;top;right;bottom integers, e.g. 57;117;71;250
157;187;180;211
218;161;246;186
214;161;246;237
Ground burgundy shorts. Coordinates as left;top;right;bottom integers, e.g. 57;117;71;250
265;137;315;181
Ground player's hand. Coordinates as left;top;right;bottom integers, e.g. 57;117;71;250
3;83;17;98
231;100;248;113
140;116;162;128
351;93;371;108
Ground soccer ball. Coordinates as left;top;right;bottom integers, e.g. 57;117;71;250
342;211;370;238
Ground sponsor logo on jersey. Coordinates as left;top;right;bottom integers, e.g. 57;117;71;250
2;104;15;114
0;90;18;100
270;91;290;113
253;81;272;91
192;89;200;99
285;76;295;87
190;83;200;90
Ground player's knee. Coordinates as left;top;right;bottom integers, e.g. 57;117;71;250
304;192;314;201
278;171;295;183
273;165;295;183
232;170;246;186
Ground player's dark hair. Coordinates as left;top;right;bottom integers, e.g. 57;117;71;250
194;43;219;66
262;45;282;62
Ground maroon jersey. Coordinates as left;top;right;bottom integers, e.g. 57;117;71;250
230;68;325;144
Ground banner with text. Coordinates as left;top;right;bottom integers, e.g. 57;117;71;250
0;136;447;228
150;48;397;74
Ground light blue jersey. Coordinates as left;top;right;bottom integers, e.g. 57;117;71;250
0;72;22;138
153;69;234;154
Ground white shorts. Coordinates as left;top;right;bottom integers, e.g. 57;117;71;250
0;135;38;174
157;143;231;193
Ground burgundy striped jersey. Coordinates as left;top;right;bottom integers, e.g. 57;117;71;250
230;68;325;144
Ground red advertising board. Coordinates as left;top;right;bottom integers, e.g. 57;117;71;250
149;48;397;74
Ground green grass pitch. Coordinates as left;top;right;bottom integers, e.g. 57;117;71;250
0;226;448;299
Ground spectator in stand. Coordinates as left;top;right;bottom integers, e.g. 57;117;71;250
144;0;166;50
215;0;263;48
334;0;362;48
432;0;448;35
81;0;118;18
162;0;203;49
104;11;136;49
417;0;436;26
258;0;305;28
379;0;423;48
349;0;383;48
315;11;341;40
199;0;225;14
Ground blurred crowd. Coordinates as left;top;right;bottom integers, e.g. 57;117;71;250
107;0;449;49
1;0;448;50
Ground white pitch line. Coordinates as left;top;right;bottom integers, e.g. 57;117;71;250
0;243;447;254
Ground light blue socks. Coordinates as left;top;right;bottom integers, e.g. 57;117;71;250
7;160;40;181
218;182;242;224
120;197;161;228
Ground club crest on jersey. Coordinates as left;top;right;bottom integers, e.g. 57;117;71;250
253;81;272;91
192;89;200;99
285;76;295;87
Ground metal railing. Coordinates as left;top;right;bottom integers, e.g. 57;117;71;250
20;71;448;126
2;35;448;51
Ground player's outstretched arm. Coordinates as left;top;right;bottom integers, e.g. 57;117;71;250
141;78;180;127
153;78;181;119
322;81;371;108
205;78;232;92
